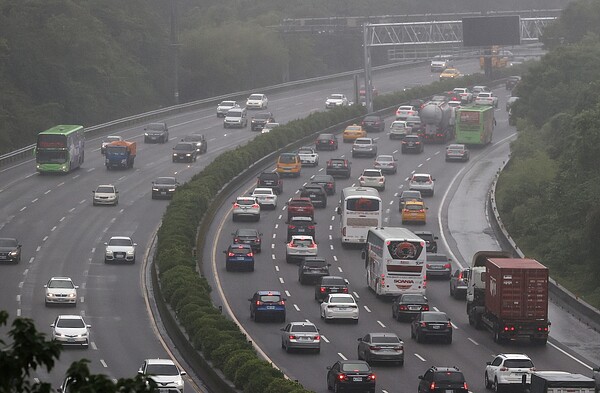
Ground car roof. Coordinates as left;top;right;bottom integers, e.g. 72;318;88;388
109;236;132;240
256;290;281;296
229;243;252;249
97;184;115;188
155;177;177;182
369;332;400;338
237;196;257;201
57;314;84;320
495;353;532;360
144;358;176;365
354;138;372;142
291;235;314;241
289;321;317;327
413;173;432;177
253;188;274;193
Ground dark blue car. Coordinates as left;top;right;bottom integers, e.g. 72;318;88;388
249;290;286;322
224;244;254;272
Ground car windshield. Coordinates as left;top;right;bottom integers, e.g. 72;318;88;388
402;294;426;303
291;324;318;333
174;144;194;151
156;177;177;185
433;372;465;383
402;191;421;199
279;154;297;164
108;238;132;246
48;280;74;289
422;312;448;322
219;101;235;106
0;239;17;247
322;277;346;286
57;318;85;328
182;135;203;142
341;363;370;372
329;296;353;304
377;156;393;162
298;148;313;154
363;170;381;177
372;336;401;344
249;94;263;100
504;359;534;368
146;364;179;376
96;186;114;193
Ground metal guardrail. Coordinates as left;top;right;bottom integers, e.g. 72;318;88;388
489;157;600;333
0;60;424;168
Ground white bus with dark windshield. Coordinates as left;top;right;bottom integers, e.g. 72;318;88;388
363;227;427;297
337;187;382;245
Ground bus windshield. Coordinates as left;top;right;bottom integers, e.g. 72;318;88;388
36;150;67;164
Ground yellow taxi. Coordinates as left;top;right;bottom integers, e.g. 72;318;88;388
342;124;367;143
276;152;302;177
439;68;462;80
401;200;427;225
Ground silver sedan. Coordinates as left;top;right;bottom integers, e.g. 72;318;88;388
281;321;321;353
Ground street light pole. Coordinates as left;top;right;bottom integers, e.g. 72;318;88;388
170;0;180;105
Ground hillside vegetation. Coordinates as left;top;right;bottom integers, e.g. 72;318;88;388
497;0;600;308
0;0;569;153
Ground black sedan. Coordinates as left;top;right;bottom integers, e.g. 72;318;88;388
411;311;453;344
315;133;338;151
172;142;198;163
361;115;385;133
0;238;21;263
315;276;348;302
326;360;376;393
392;293;429;321
151;177;179;199
298;257;331;284
310;174;336;195
287;216;316;242
232;228;262;253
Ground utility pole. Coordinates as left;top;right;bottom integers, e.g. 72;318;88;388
363;23;373;113
170;0;180;105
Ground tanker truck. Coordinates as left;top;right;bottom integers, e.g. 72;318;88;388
419;101;454;143
466;251;551;345
105;140;136;170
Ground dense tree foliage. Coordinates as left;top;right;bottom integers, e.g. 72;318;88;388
0;0;571;153
0;310;155;393
497;0;600;307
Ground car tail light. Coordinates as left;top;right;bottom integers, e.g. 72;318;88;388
359;176;364;182
329;140;334;144
444;263;451;269
342;287;348;293
233;238;239;243
430;382;436;390
309;243;317;248
369;345;381;350
314;335;321;340
255;301;263;306
228;252;235;257
320;287;326;293
278;300;285;305
447;322;453;328
399;305;408;310
338;374;347;381
368;374;376;381
246;252;253;257
463;382;469;390
420;322;427;327
308;225;315;230
233;203;239;208
500;367;508;371
423;305;429;311
394;345;403;351
289;335;296;340
417;209;424;213
256;238;261;243
378;178;384;183
288;225;296;230
252;203;259;208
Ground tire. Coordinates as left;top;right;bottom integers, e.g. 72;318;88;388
494;379;502;393
446;335;452;344
416;331;423;343
232;214;238;222
334;382;341;393
485;373;492;389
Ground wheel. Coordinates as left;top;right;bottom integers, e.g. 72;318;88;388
334;381;341;393
485;373;492;389
411;328;415;339
232;214;238;222
446;335;452;344
494;379;502;393
416;331;423;343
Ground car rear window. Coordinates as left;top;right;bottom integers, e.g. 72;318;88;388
422;312;448;322
342;363;370;372
504;359;534;368
229;247;250;255
322;277;346;286
259;173;278;180
259;295;280;302
237;199;255;206
279;154;298;164
433;372;465;383
363;170;381;177
291;217;312;224
329;160;346;168
412;175;430;182
182;135;203;142
329;296;353;303
401;294;426;303
372;336;401;344
428;255;449;262
254;113;271;119
405;204;423;211
304;260;326;268
291;324;318;333
293;239;313;247
236;229;257;236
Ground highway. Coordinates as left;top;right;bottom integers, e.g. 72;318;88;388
0;59;480;388
203;89;600;392
1;55;598;392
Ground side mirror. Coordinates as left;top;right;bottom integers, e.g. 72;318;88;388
75;286;80;289
103;242;108;246
86;325;92;329
280;328;285;331
248;298;253;302
259;233;263;236
51;324;55;328
138;370;144;375
231;233;235;236
357;338;363;342
43;285;48;288
418;376;424;380
326;366;332;370
133;243;138;246
115;191;119;194
486;362;492;366
180;371;187;376
223;250;227;254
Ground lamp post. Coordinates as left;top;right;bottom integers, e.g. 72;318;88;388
170;0;180;105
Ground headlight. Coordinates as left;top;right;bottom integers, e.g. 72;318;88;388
144;133;149;136
80;332;88;337
152;188;159;192
173;153;177;156
9;250;18;257
47;293;54;298
54;332;62;337
68;293;76;298
105;249;112;255
168;188;176;192
127;250;135;255
185;153;191;156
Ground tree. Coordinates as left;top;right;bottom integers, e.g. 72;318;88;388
0;310;155;393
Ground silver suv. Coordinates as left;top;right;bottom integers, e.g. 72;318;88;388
352;137;377;158
409;173;435;196
224;107;248;128
144;122;169;143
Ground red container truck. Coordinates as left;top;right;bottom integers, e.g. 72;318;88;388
466;251;550;344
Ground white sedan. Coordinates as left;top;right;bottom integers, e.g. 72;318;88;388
320;293;359;323
286;235;318;263
251;187;278;209
44;277;78;306
297;147;319;167
325;94;349;108
246;93;268;109
474;92;499;108
51;315;91;347
359;169;385;191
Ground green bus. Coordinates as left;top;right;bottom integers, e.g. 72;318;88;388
455;105;494;145
35;125;85;173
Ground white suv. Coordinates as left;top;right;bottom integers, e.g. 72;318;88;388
286;235;318;263
409;173;435;196
104;236;137;263
485;353;535;392
246;93;268;109
232;196;260;222
138;358;186;393
251;188;277;209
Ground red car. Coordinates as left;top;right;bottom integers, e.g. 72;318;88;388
286;197;314;221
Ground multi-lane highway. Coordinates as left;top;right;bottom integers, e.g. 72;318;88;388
0;59;482;389
203;89;600;393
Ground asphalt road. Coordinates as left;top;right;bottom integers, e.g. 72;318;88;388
203;87;600;393
0;59;480;389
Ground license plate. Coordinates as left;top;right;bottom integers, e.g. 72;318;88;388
67;338;75;342
161;191;166;195
236;257;245;260
266;306;275;309
432;325;441;329
309;194;316;198
353;377;363;382
0;256;6;259
409;306;420;310
330;288;339;292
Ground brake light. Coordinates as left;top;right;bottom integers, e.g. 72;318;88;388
255;301;262;305
421;322;427;327
444;263;451;269
369;345;381;350
463;382;469;390
430;382;436;390
252;203;259;208
278;300;285;305
447;322;452;328
309;243;317;248
368;374;376;381
228;252;235;257
320;287;326;293
394;345;403;351
423;305;429;311
308;225;315;230
458;272;463;279
233;238;239;242
288;242;296;247
338;374;347;381
289;335;296;340
246;252;253;257
329;140;334;144
342;287;348;293
233;203;239;208
359;176;364;182
500;367;508;371
288;225;296;230
399;305;408;310
314;335;321;340
378;178;384;183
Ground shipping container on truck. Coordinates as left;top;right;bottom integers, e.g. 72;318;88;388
529;372;596;393
466;251;550;345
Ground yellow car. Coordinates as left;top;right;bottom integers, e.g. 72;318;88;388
343;125;367;143
439;68;462;80
276;152;302;177
401;200;427;224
